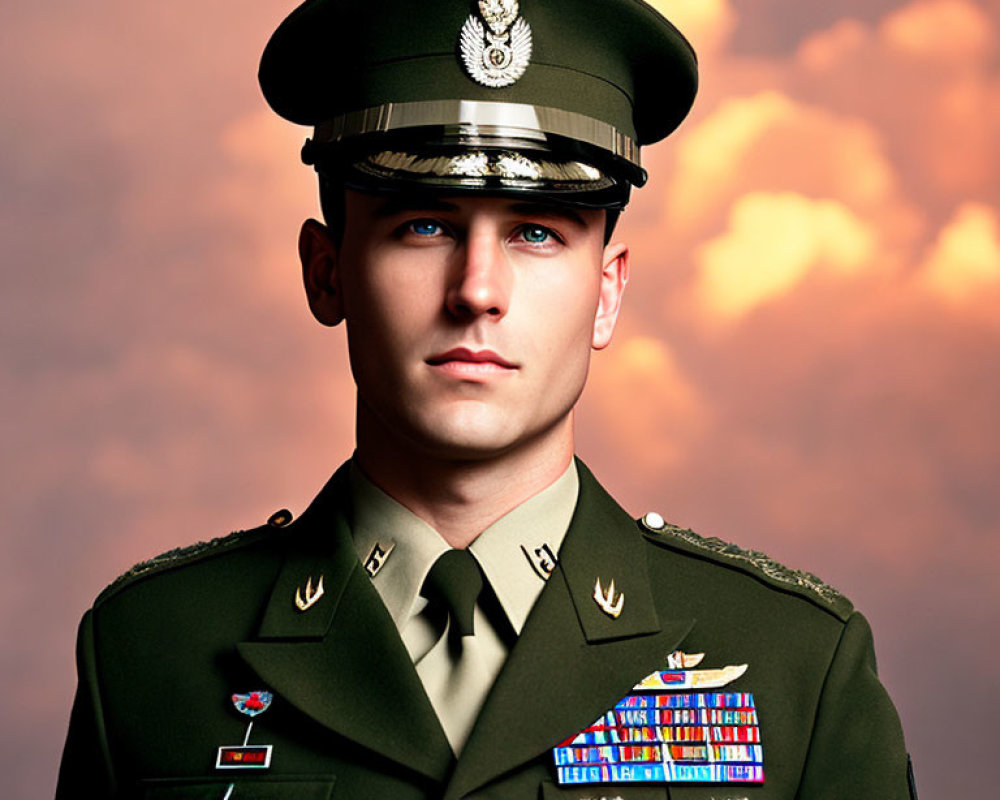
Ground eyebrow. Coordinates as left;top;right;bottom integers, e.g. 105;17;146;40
370;195;590;229
508;202;589;229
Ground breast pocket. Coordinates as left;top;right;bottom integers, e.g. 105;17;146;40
141;777;335;800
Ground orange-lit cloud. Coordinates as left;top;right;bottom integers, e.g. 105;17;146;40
666;91;901;234
919;202;1000;301
647;0;736;55
694;191;877;319
585;334;707;470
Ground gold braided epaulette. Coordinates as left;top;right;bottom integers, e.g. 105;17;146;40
639;512;848;611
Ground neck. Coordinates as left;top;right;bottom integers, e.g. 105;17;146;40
353;406;575;549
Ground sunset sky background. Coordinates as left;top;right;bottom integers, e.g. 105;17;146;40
4;0;999;796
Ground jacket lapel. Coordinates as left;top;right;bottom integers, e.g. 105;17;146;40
445;461;694;799
237;465;453;782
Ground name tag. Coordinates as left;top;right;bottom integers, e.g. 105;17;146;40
215;745;273;769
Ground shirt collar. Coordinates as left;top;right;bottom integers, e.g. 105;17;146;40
469;463;578;633
349;462;449;628
348;460;579;635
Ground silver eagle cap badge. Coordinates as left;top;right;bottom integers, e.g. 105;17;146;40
459;0;533;88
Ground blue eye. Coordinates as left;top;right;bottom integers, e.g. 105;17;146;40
521;225;551;244
409;220;442;236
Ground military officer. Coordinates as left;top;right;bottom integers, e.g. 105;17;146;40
57;1;917;798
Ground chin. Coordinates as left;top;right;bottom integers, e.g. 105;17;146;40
410;425;522;462
408;407;572;463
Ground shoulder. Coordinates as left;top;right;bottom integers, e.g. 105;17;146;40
94;508;295;607
636;511;854;623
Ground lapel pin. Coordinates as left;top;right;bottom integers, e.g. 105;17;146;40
593;577;624;619
294;575;325;612
363;541;396;578
216;691;274;770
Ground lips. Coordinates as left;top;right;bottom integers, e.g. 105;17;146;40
426;347;517;369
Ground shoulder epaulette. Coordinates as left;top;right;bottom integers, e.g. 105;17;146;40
97;508;296;604
639;512;852;619
96;526;268;605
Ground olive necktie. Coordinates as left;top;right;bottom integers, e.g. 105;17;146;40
420;549;484;640
417;548;490;752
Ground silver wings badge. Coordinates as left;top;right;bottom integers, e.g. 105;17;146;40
459;0;533;88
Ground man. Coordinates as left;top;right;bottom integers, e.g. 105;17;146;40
57;1;916;798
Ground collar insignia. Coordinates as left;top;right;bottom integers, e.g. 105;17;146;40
363;540;396;578
459;0;533;88
521;542;557;580
593;577;625;619
294;575;325;612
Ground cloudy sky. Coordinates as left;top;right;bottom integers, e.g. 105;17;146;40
3;0;998;796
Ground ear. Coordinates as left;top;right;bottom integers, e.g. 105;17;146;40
592;241;630;350
299;218;344;327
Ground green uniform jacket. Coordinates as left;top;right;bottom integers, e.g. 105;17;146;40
56;461;913;800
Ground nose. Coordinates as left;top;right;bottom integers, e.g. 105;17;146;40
445;227;512;320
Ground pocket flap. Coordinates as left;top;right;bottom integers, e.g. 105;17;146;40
142;777;335;800
541;780;667;800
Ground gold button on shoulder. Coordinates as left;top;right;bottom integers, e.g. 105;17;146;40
267;508;293;527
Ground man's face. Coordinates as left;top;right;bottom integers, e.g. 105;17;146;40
302;190;629;463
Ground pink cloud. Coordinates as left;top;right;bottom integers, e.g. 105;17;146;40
880;0;996;61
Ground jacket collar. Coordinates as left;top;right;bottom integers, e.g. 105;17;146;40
237;464;454;782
